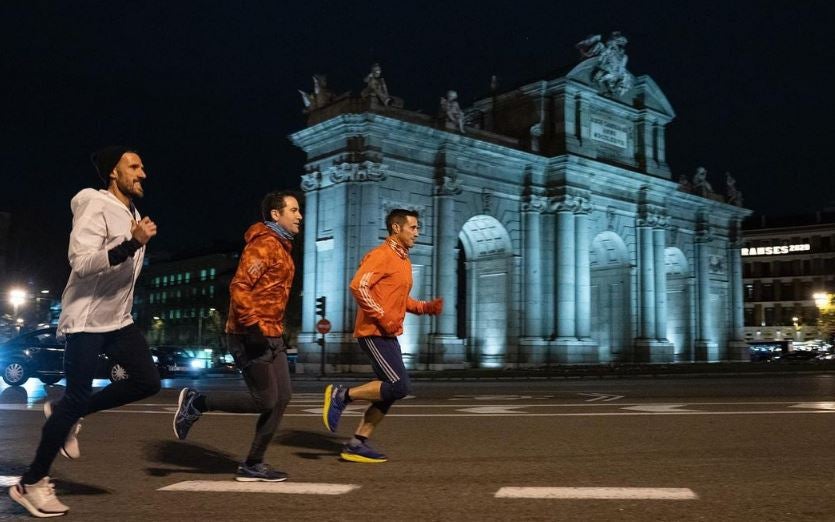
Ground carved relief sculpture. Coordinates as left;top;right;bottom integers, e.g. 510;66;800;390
575;31;634;96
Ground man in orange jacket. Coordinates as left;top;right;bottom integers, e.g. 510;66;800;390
173;191;302;481
322;208;442;462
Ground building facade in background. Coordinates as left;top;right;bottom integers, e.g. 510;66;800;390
133;248;240;349
741;211;835;343
290;34;751;371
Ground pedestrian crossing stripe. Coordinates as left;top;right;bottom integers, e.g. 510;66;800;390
0;475;20;487
495;487;698;500
158;481;360;495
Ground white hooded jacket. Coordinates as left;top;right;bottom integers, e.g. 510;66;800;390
57;188;145;338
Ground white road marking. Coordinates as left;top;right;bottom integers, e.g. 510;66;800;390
790;402;835;410
158;481;359;495
579;393;625;402
495;487;698;500
456;406;526;414
0;475;21;487
621;404;695;413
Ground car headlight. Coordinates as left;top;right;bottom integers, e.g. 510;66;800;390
152;355;159;363
189;359;202;369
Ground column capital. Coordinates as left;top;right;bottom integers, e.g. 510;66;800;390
435;174;462;196
522;194;548;213
327;161;388;185
301;171;321;192
549;191;591;214
637;204;668;228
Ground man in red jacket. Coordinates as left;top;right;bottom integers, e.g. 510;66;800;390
173;191;301;482
322;208;442;463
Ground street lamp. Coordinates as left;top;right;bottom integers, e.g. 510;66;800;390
197;308;217;346
813;291;833;344
9;288;26;318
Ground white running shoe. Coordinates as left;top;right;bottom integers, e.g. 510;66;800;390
43;401;82;460
9;476;70;518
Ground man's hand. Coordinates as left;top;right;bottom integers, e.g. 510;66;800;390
424;298;444;315
245;323;269;350
380;317;400;336
131;217;157;245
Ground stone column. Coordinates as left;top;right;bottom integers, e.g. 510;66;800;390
653;223;668;341
638;224;655;339
636;205;673;362
522;195;546;337
300;172;320;344
574;198;592;339
695;221;715;361
434;186;459;336
554;199;576;339
727;218;748;360
429;174;465;367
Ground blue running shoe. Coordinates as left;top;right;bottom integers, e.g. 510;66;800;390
235;462;288;482
322;384;347;432
340;441;388;463
173;388;202;440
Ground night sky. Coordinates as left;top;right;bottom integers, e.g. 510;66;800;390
2;1;834;292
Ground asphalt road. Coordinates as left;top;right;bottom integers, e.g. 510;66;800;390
1;374;834;521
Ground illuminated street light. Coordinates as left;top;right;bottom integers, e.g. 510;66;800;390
9;288;27;322
9;288;26;307
813;292;830;309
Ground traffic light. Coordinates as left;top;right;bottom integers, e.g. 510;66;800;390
315;296;327;318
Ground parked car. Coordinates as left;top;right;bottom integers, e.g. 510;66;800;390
0;327;151;386
1;327;64;386
773;350;820;362
150;346;211;378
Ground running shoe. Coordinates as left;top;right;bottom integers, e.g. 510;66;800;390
340;441;388;463
9;476;69;518
235;462;288;482
322;384;347;432
173;388;202;440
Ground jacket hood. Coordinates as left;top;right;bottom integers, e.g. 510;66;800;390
70;188;135;217
70;188;105;214
244;222;293;250
244;222;272;243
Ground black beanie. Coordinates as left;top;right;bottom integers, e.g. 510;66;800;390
90;145;133;185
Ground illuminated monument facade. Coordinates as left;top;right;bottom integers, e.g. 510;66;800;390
290;34;751;370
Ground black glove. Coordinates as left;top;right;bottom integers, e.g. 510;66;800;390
245;324;269;350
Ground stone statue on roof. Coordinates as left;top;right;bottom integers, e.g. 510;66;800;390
692;166;714;196
440;90;465;133
361;63;392;106
725;172;743;206
298;74;334;113
575;31;634;96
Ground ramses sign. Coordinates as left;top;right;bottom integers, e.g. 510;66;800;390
741;244;811;256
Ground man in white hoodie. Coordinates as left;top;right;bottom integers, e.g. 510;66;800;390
9;146;162;518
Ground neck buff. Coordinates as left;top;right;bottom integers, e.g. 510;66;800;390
265;221;294;241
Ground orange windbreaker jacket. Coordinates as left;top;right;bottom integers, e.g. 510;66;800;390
225;222;295;337
349;238;431;338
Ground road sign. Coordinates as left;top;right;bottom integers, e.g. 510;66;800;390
316;319;332;334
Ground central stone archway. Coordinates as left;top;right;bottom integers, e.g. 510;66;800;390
590;231;633;362
458;215;512;368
